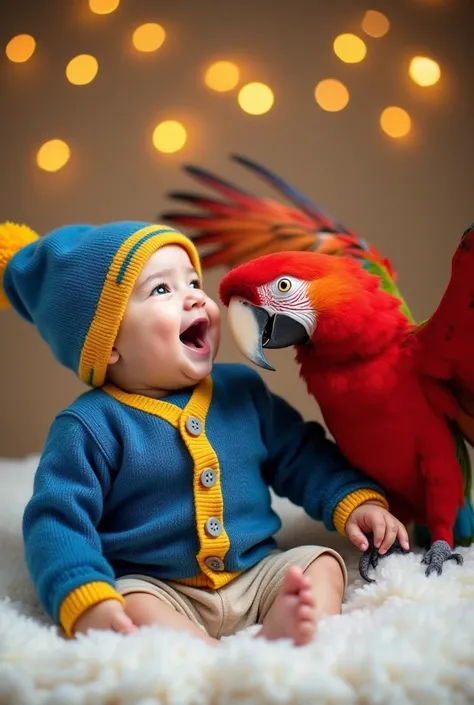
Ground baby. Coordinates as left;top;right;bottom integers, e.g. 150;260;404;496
0;220;408;646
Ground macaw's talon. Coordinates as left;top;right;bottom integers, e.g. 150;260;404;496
358;547;379;583
420;539;464;577
358;536;410;583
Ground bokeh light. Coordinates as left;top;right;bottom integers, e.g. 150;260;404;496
238;83;274;115
361;10;390;37
89;0;120;13
5;34;36;63
205;61;240;92
66;54;99;85
333;34;367;63
152;120;187;153
132;23;166;52
380;107;412;138
408;56;441;86
36;140;71;172
314;79;349;112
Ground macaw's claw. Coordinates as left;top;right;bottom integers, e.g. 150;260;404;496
358;547;379;584
421;539;464;577
359;536;410;583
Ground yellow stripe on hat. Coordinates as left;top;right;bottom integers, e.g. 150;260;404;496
79;224;201;387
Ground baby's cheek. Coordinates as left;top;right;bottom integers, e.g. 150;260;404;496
152;319;176;347
207;297;221;324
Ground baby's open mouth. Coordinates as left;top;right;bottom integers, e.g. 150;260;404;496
179;319;210;353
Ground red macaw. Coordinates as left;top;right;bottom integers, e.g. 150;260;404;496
163;154;474;580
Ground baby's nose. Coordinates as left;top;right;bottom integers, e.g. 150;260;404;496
185;288;206;308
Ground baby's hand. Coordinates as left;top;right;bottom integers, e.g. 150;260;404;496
345;502;410;555
73;599;138;636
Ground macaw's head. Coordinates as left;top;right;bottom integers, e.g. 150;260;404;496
219;251;401;370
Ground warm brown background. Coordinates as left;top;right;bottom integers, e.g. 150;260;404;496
1;0;473;457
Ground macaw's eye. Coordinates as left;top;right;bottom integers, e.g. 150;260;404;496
277;278;292;293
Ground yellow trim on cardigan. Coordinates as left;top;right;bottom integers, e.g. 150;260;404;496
176;376;240;588
78;224;202;388
59;581;125;637
103;379;241;590
333;489;389;535
103;383;183;426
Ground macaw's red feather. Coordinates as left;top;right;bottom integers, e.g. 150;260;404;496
414;224;474;390
412;223;474;446
296;321;465;544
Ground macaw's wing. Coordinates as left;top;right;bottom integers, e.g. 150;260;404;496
162;154;354;267
413;222;474;446
162;154;415;321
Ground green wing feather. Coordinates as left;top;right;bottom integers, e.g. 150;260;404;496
452;421;472;500
364;260;415;324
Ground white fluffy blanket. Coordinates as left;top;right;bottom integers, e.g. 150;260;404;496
1;455;473;705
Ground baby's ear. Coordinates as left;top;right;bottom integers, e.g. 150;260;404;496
108;348;120;365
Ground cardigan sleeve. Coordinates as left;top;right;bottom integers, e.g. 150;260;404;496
22;412;124;636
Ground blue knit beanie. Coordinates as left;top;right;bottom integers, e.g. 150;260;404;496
0;221;202;387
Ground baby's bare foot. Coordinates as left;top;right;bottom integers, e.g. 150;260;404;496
257;567;315;646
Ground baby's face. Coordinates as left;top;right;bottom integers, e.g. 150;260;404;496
109;245;221;393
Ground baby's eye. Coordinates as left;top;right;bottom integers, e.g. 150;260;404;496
151;283;169;296
189;279;201;289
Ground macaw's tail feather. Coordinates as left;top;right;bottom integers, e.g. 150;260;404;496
413;497;474;549
228;154;353;234
165;156;349;234
162;153;416;321
453;497;474;547
418;422;474;548
452;422;474;546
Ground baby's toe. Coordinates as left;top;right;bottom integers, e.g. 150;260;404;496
297;604;314;622
294;619;314;647
282;567;305;595
299;588;314;607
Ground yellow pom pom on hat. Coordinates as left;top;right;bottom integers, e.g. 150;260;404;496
0;220;202;387
0;222;40;308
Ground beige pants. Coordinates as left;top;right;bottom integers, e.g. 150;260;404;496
116;545;347;639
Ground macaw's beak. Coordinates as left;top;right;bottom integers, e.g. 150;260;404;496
227;296;309;371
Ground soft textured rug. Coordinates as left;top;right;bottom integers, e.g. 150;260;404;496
0;455;473;705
